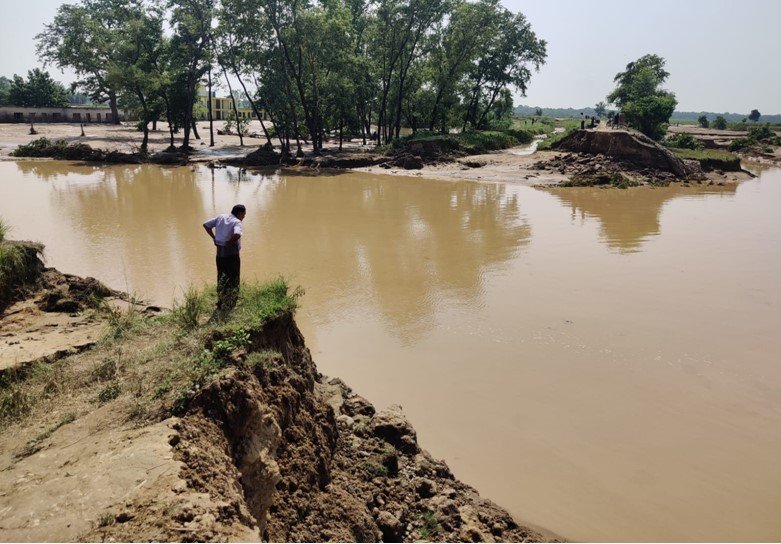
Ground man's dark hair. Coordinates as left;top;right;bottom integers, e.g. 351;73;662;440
231;204;246;217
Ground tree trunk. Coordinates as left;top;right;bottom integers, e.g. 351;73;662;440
222;66;243;147
233;65;274;147
109;91;121;125
208;69;215;147
339;116;343;151
136;89;150;155
191;119;201;140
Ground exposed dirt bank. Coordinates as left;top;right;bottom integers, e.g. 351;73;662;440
0;253;157;375
0;266;554;542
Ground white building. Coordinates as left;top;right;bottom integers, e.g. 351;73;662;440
0;106;126;123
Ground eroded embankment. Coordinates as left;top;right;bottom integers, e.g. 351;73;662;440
0;270;550;542
84;313;546;542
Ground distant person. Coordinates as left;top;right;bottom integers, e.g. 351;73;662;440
580;112;585;130
203;204;246;312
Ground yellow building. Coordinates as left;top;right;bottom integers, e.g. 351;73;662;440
196;91;268;122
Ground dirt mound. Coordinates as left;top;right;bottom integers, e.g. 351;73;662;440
35;271;117;313
79;313;550;543
297;152;387;169
553;130;689;177
241;144;282;166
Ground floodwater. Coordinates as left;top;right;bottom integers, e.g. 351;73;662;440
1;160;780;542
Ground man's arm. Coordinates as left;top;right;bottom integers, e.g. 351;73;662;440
203;223;216;242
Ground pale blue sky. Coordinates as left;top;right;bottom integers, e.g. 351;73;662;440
1;0;779;114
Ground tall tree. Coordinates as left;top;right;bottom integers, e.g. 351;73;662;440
36;0;146;123
607;54;677;140
462;7;546;130
168;0;214;151
112;5;166;153
7;69;69;107
748;109;761;123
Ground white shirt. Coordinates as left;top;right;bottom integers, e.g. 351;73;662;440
203;213;243;249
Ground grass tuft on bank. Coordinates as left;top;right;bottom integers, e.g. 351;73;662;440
0;279;302;431
0;217;45;311
669;148;741;171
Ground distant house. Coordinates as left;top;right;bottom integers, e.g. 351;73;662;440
0;105;126;123
196;88;268;122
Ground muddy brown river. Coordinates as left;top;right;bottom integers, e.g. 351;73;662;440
1;160;780;541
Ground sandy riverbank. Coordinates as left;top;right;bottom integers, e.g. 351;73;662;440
0;121;760;186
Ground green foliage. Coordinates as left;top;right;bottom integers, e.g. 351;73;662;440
670;147;741;170
607;54;677;139
97;382;121;404
0;224;44;311
362;461;389;478
594;101;607;117
749;109;761;123
103;301;144;342
419;510;443;539
171;286;208;331
712;115;727;130
7;69;69;107
727;124;777;151
698;115;709;128
665;133;702;150
728;137;753;151
0;385;32;422
11;137;103;161
0;76;10;106
748;124;774;141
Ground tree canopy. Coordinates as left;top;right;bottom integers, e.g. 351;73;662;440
749;109;761;122
6;69;69;108
607;54;677;140
36;0;546;153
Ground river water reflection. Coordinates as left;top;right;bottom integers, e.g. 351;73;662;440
1;161;780;541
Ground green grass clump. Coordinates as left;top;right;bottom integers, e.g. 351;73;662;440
419;510;443;539
11;137;99;160
665;133;702;150
0;217;45;311
0;278;302;429
670;147;741;171
362;461;389;478
171;286;209;331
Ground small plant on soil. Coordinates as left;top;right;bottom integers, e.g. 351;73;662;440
97;382;121;404
419;510;443;539
171;286;208;331
362;461;389;478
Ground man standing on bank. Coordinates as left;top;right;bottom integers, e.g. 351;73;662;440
203;204;246;312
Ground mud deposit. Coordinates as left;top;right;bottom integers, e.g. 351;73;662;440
1;162;780;541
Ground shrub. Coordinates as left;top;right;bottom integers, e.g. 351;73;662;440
697;115;709;128
729;137;753;152
712;116;727;130
748;124;774;141
665;133;702;150
171;286;208;331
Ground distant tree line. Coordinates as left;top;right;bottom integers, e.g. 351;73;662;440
35;0;547;154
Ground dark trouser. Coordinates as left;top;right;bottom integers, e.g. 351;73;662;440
216;253;240;310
